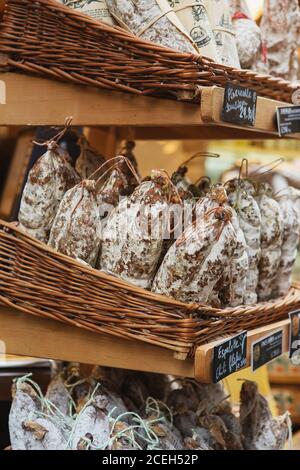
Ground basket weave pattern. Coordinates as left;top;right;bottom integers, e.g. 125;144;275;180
1;220;299;357
0;0;296;103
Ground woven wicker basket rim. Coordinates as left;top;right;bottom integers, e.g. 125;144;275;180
2;218;300;318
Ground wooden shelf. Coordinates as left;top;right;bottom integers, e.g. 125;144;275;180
0;73;298;140
0;306;195;378
0;306;292;382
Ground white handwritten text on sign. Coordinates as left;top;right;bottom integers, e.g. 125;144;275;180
213;331;247;383
222;84;257;127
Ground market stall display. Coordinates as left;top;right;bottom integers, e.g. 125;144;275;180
1;140;299;358
16;150;300;307
0;0;300;454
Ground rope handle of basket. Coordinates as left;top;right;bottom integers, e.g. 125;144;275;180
109;0;203;50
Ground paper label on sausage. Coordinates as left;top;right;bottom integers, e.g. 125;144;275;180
60;0;115;25
167;0;219;60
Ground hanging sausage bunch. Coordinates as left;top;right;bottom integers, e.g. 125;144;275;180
8;369;290;451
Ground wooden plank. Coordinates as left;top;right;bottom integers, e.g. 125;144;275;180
0;73;202;128
0;73;296;139
200;86;300;138
115;125;277;141
194;319;291;383
0;306;195;377
0;305;294;383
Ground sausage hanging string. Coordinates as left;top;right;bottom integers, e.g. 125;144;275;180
67;156;141;234
153;169;183;238
32;116;73;149
89;155;141;187
238;158;249;181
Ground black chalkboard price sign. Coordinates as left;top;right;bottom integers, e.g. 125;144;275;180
277;106;300;137
212;331;247;383
222;84;257;126
251;330;283;372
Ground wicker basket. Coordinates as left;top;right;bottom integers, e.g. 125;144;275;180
0;0;297;103
1;219;299;358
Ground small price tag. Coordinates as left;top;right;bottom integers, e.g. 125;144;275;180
212;331;247;383
289;310;300;364
277;106;300;136
222;84;257;126
251;330;283;371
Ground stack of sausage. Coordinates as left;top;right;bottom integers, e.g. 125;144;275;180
9;367;290;451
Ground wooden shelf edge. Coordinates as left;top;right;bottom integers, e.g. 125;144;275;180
0;305;295;384
0;306;195;378
0;73;297;139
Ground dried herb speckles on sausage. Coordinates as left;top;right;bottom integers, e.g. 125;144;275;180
100;170;175;289
258;0;300;81
240;380;290;450
9;382;40;450
18;142;80;243
196;185;248;307
227;179;261;305
273;187;300;298
152;188;237;305
22;419;67;450
254;183;283;301
48;180;100;267
71;395;110;450
97;167;129;214
45;374;72;418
